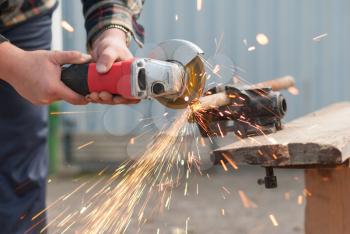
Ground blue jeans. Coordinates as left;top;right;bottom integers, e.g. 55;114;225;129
0;11;52;234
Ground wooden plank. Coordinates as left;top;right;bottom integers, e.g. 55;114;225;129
305;167;350;234
214;102;350;167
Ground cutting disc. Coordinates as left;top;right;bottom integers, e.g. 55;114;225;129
148;39;207;109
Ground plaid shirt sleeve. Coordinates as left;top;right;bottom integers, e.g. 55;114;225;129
81;0;145;48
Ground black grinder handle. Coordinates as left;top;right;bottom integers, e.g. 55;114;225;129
61;64;90;96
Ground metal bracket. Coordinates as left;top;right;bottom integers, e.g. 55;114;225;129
257;167;278;189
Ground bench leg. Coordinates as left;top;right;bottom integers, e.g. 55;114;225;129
305;167;350;234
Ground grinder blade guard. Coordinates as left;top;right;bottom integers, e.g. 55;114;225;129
146;39;207;109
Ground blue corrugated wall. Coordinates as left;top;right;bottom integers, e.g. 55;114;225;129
61;0;350;133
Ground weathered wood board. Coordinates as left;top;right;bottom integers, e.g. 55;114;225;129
214;102;350;167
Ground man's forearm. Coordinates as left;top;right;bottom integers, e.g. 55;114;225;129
81;0;145;48
0;42;26;83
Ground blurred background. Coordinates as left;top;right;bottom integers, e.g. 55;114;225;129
47;0;350;233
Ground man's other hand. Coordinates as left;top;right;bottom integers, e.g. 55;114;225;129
89;28;139;105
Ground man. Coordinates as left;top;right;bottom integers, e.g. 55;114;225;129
0;0;144;232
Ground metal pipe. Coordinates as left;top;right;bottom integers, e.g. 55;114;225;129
196;76;296;111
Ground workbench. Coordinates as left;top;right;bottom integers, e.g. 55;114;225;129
214;102;350;234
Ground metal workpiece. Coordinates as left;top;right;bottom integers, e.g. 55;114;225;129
194;85;287;138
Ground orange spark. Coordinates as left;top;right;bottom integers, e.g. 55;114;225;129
200;137;206;146
197;0;203;11
256;33;269;45
297;195;303;205
222;186;231;194
272;154;278;160
238;190;252;208
267;137;277;144
61;20;75;32
220;160;228;171
222;153;238;170
184;183;188;197
288;86;299;95
269;214;279;226
248;46;256;52
284;192;290;201
312;33;328;42
303;188;312;197
217;123;224;138
213;65;221;74
77;141;94;150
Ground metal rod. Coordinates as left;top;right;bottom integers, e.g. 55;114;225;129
196;76;296;111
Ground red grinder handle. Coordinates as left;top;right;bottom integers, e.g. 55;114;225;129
61;59;134;98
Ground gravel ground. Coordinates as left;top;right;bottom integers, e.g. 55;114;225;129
47;165;305;234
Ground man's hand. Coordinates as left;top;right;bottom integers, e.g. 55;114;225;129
0;42;91;105
89;28;139;105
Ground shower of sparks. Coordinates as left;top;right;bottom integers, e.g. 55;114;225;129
269;214;279;226
77;141;94;150
75;109;201;233
197;0;203;11
312;33;328;42
129;138;135;144
61;20;75;32
256;33;269;45
43;54;293;233
40;208;68;233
